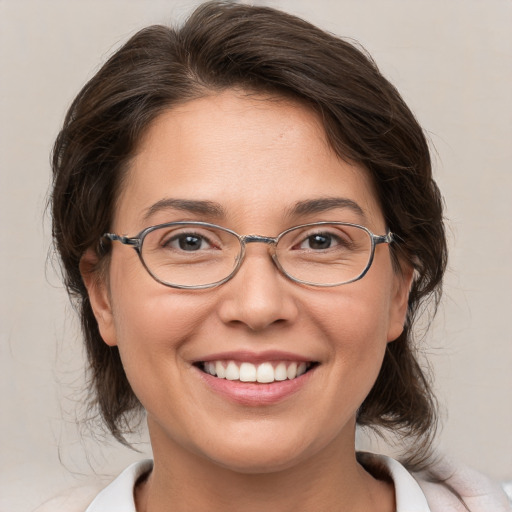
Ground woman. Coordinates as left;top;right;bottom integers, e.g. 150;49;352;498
49;2;510;511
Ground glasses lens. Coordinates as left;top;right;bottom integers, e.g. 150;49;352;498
140;224;241;287
276;223;372;286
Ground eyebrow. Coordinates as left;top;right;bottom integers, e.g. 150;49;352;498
142;196;366;223
287;197;366;219
142;198;225;221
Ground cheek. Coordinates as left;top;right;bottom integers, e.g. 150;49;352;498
112;291;208;356
108;250;206;344
107;258;213;388
308;283;393;348
109;288;216;425
304;279;393;385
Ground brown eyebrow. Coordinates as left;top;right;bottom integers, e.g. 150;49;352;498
287;197;366;219
142;196;366;223
142;198;225;221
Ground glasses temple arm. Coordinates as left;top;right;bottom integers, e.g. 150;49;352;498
102;233;140;247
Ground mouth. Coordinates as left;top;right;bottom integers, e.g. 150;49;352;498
195;360;318;384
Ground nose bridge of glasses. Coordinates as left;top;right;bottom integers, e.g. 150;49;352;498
237;235;280;270
241;234;278;246
235;234;282;281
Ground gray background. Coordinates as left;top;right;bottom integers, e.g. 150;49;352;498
1;1;511;510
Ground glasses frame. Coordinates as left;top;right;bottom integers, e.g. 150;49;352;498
102;221;394;289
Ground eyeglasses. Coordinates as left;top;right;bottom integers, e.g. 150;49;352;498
102;221;393;289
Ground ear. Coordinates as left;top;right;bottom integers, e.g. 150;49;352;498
80;248;118;347
387;264;414;342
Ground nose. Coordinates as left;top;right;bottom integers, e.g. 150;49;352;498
216;244;299;331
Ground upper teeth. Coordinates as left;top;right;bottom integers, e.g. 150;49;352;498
203;361;310;383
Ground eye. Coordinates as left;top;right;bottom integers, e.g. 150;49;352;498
165;233;213;252
298;232;343;250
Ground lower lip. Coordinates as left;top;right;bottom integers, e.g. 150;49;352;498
196;367;316;406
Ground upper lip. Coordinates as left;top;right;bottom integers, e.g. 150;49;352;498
194;350;317;364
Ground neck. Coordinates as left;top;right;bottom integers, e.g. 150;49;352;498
136;423;394;512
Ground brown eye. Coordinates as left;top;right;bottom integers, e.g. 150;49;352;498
162;233;214;252
302;233;334;250
297;231;349;251
175;235;207;251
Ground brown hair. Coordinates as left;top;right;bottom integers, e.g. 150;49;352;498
51;1;446;469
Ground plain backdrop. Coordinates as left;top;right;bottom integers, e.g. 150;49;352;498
1;0;511;510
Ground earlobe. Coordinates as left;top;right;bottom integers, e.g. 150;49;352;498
80;249;118;347
387;265;414;342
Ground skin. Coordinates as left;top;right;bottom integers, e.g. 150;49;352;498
82;90;413;512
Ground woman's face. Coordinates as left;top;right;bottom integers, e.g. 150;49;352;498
85;90;411;473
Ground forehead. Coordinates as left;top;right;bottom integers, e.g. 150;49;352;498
115;90;384;232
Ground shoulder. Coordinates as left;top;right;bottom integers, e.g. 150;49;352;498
413;455;512;512
34;460;153;512
359;452;512;512
33;483;104;512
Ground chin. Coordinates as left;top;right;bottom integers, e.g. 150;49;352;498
193;424;337;475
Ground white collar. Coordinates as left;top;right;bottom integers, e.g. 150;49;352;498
85;459;152;512
358;452;431;511
86;454;431;511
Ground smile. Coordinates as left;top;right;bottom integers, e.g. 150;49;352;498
199;360;315;383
